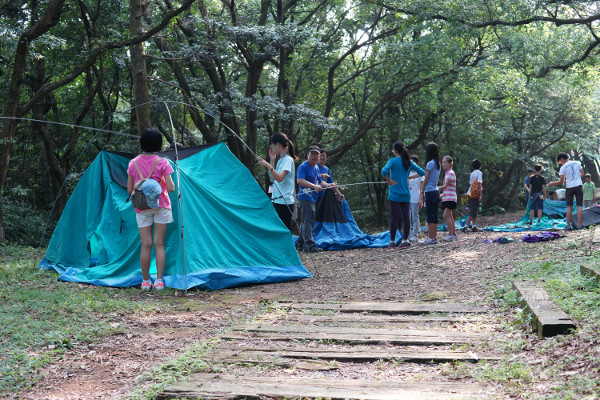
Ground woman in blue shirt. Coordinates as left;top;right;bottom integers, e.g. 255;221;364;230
382;141;425;248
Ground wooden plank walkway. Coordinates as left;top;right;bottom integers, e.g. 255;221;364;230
157;373;487;400
159;301;498;399
513;280;576;337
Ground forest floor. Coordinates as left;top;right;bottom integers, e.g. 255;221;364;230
7;211;600;399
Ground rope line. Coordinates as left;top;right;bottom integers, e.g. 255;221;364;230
14;100;393;279
0;116;138;138
161;100;321;278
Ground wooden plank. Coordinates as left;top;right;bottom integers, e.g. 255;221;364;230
580;265;600;283
512;281;576;338
157;373;487;400
236;324;485;340
276;302;488;314
222;330;480;345
212;347;500;363
259;313;483;325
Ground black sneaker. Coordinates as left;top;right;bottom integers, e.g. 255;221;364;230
471;227;480;232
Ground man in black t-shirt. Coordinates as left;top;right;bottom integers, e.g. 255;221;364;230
527;164;547;225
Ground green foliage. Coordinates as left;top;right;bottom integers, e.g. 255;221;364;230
0;246;160;393
477;359;532;385
2;197;50;247
4;0;600;231
489;238;600;398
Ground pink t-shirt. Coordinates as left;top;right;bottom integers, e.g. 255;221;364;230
441;169;457;202
127;154;174;212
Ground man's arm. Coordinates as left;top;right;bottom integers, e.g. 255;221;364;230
548;175;566;187
298;178;323;191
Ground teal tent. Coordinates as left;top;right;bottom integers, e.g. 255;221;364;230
40;143;311;290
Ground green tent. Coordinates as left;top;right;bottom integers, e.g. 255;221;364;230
40;143;311;290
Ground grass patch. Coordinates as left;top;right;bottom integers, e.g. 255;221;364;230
127;340;215;400
0;245;178;394
489;236;600;398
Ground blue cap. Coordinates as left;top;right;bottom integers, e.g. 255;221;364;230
141;179;162;208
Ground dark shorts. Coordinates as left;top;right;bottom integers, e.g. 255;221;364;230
565;185;583;207
530;194;544;211
468;197;480;217
442;201;457;210
425;190;440;224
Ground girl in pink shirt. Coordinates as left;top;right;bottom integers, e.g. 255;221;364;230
439;156;458;241
127;128;175;290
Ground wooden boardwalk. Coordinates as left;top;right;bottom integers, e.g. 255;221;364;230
158;301;499;399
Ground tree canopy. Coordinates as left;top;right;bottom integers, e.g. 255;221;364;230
2;0;600;242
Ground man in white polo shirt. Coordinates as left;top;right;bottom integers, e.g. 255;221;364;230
548;152;584;230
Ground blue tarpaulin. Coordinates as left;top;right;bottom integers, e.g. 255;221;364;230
295;190;398;249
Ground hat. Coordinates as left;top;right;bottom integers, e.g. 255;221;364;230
307;145;321;154
141;179;162;208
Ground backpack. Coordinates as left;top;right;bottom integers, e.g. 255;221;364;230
130;158;160;210
469;175;481;199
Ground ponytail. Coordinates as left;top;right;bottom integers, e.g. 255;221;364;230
270;132;297;160
425;142;441;170
393;141;411;169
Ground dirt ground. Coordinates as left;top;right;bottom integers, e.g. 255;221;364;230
17;212;595;399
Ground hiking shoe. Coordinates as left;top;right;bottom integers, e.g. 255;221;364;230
152;279;165;291
141;280;152;290
448;234;459;241
408;236;418;243
471;227;481;232
442;234;454;242
398;240;410;248
418;238;438;245
461;227;468;233
388;241;397;249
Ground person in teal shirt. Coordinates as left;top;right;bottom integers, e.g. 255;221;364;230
381;141;425;248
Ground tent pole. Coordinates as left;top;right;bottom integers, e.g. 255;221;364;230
163;102;188;293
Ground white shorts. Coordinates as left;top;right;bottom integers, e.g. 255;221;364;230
136;208;174;228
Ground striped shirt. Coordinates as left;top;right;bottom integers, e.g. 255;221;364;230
441;169;457;202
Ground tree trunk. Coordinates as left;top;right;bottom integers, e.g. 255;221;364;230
129;0;151;136
0;0;66;243
582;154;600;186
30;58;67;216
275;0;293;136
485;160;524;210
